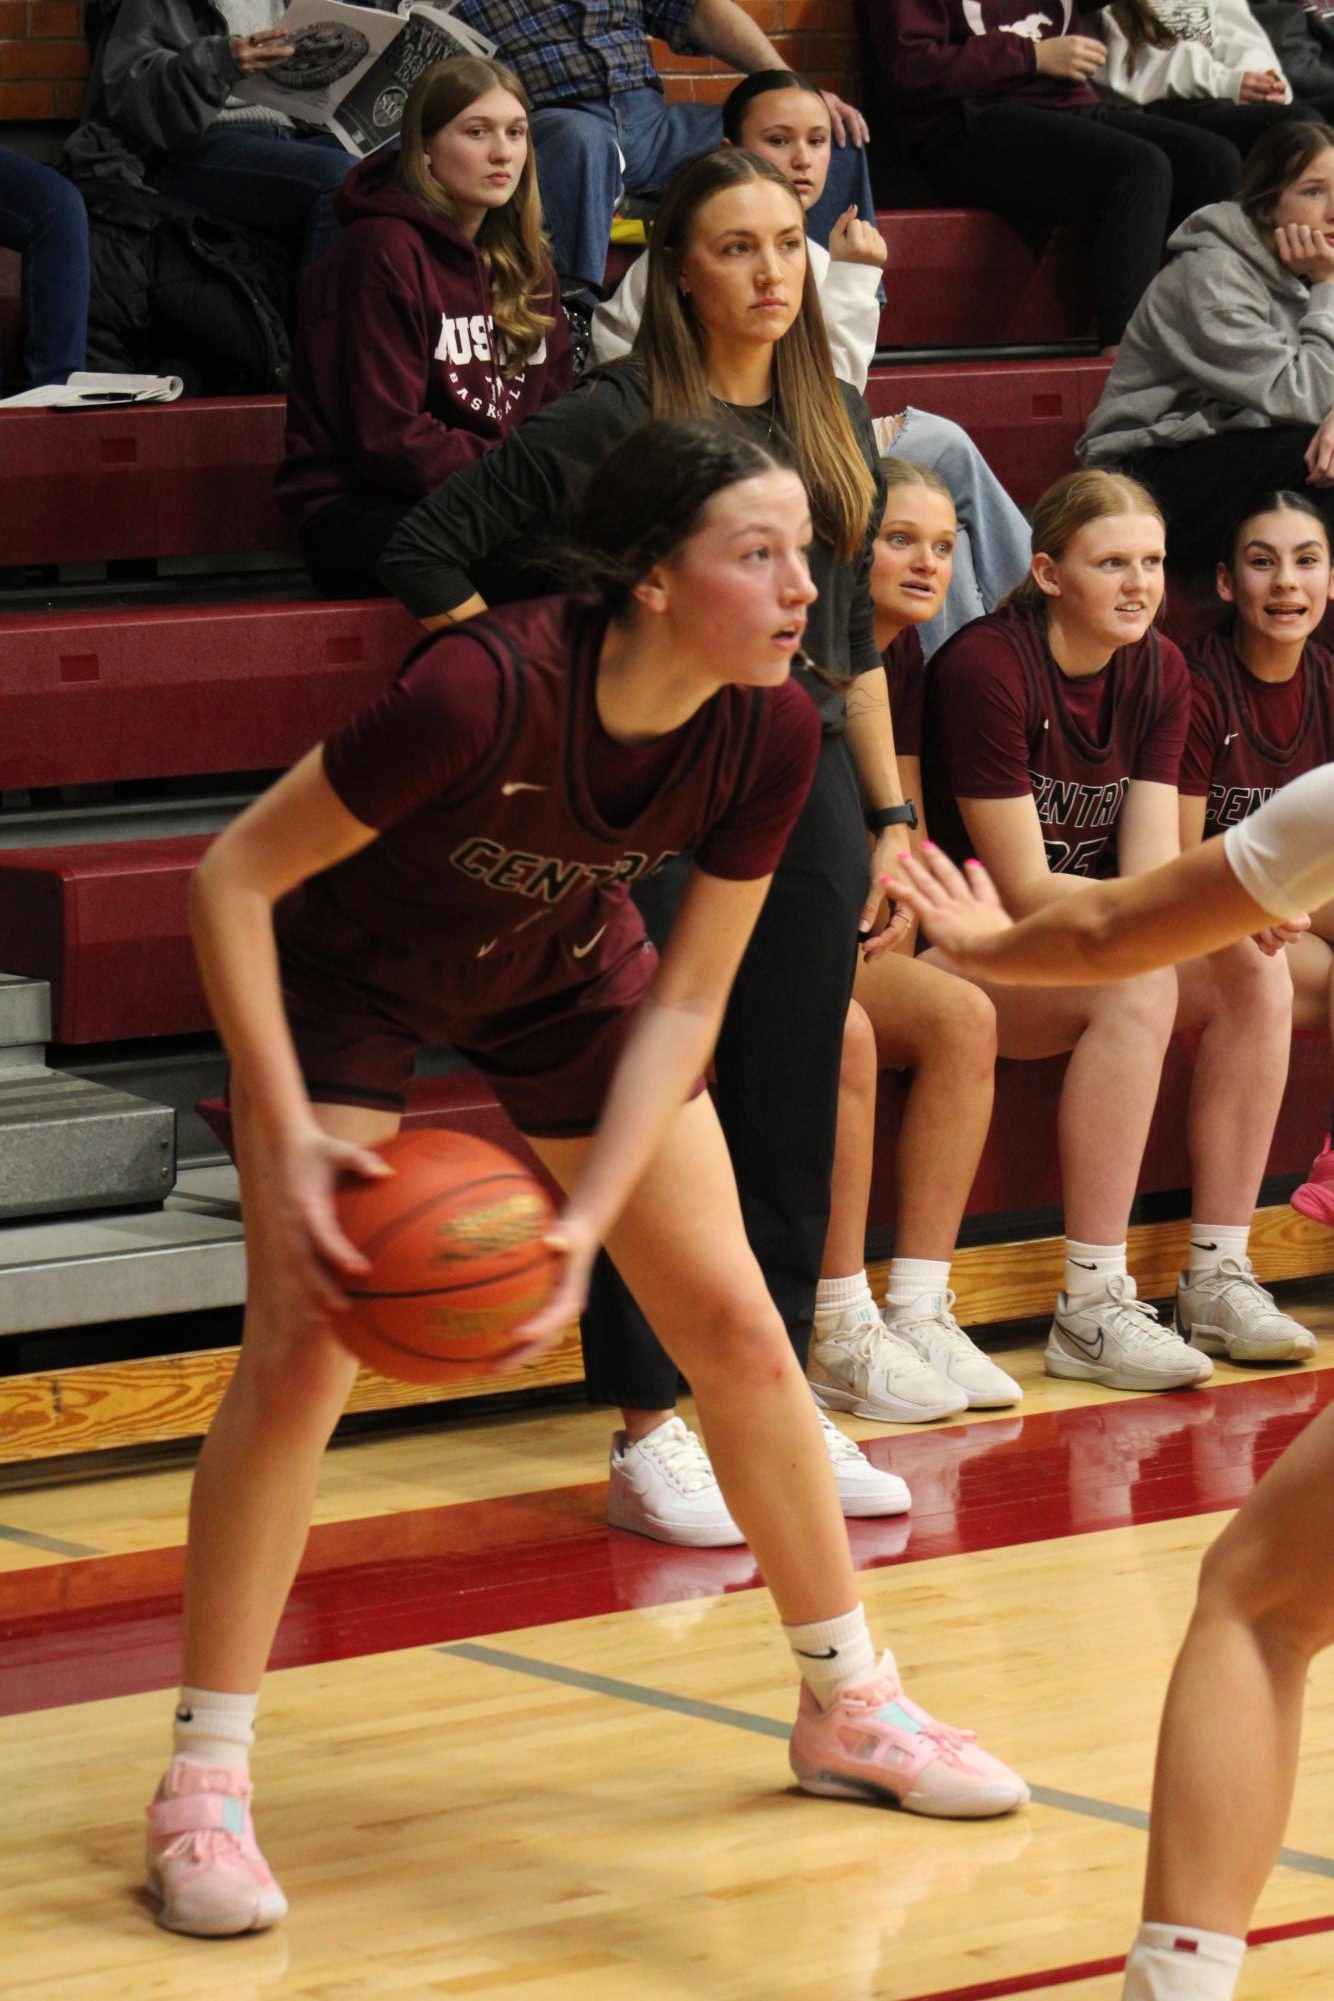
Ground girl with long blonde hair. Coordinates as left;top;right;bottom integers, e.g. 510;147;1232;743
921;466;1308;1392
278;55;572;598
379;145;924;1541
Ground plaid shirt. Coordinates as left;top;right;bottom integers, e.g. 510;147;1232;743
452;0;700;106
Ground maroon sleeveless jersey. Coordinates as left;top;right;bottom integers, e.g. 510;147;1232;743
293;594;818;961
923;603;1189;877
1182;629;1334;841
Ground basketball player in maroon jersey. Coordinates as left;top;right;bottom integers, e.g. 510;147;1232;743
1180;491;1334;1229
921;467;1306;1388
883;769;1334;2001
144;422;1028;1942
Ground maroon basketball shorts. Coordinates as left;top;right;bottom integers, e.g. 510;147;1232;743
273;888;695;1139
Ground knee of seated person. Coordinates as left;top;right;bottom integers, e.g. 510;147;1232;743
1088;961;1177;1035
935;973;998;1063
534;107;621;177
1216;935;1294;1017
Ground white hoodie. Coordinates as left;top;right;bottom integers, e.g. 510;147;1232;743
1079;198;1334;463
590;234;882;391
1097;0;1291;105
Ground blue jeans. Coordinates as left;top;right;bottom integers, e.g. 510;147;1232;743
890;408;1033;656
532;85;874;290
0;146;89;389
146;125;353;269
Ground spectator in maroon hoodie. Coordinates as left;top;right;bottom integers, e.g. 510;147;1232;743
277;56;573;599
861;0;1243;349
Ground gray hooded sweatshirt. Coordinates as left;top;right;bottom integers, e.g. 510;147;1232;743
1078;200;1334;465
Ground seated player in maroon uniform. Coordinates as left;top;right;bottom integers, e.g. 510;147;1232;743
1180;489;1334;1226
144;421;1030;1944
921;467;1309;1391
812;458;1020;1421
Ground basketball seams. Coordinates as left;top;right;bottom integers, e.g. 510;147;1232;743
348;1167;541;1262
345;1250;551;1302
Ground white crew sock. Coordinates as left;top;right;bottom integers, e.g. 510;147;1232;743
784;1603;878;1709
1064;1238;1127;1301
885;1256;951;1313
172;1685;258;1769
814;1271;875;1328
1122;1922;1245;1999
1187;1223;1251;1283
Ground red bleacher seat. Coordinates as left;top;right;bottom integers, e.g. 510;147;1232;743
0;837;209;1043
0;597;418;792
875;211;1095;350
0;395;292;569
866;356;1111;508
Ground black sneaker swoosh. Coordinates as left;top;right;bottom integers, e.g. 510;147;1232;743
795;1646;839;1660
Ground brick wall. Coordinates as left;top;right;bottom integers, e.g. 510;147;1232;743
0;0;862;123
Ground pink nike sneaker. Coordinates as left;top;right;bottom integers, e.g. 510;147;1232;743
1292;1136;1334;1228
789;1652;1030;1818
145;1758;288;1935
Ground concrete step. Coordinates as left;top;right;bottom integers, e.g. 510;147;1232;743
0;973;49;1053
0;1064;175;1221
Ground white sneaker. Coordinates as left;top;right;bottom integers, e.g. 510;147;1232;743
885;1290;1022;1408
1176;1259;1317;1363
808;1303;968;1423
607;1417;744;1547
816;1407;912;1517
1045;1275;1214;1392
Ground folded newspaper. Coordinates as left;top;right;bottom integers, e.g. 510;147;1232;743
234;0;496;156
0;372;184;409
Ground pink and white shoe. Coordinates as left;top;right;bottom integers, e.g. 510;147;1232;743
1292;1136;1334;1228
789;1652;1029;1819
145;1758;288;1935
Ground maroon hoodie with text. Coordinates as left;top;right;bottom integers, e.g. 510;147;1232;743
277;147;573;527
862;0;1102;130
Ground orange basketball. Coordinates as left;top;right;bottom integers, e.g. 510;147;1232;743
333;1130;558;1383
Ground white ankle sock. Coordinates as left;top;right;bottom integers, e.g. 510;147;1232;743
172;1685;258;1769
1122;1922;1245;1999
885;1256;951;1313
814;1272;874;1327
1064;1239;1127;1301
1187;1223;1250;1283
784;1604;878;1709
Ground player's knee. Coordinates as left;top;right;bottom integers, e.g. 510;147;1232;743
690;1291;791;1393
936;976;998;1071
1198;1523;1334;1658
1216;937;1294;1028
236;1311;356;1423
1091;962;1176;1040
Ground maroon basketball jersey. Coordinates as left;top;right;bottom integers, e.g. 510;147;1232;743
884;628;925;760
924;603;1189;877
1182;629;1334;840
302;595;817;959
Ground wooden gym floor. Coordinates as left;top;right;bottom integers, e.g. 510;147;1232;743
4;1288;1334;1999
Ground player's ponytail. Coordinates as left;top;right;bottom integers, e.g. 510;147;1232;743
559;417;794;615
1001;468;1165;614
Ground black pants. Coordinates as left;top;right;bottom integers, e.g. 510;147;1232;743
1122;426;1333;572
299;490;416;599
914;101;1240;347
579;732;866;1409
1145;96;1331;158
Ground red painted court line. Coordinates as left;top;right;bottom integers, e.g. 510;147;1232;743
895;1913;1334;2001
1;1370;1331;1715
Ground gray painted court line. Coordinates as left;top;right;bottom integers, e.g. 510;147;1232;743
0;1520;102;1557
440;1641;1334;1882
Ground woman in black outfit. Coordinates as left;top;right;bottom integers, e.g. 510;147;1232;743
380;146;916;1537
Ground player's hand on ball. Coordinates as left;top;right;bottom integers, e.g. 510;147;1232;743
503;1208;599;1365
879;843;1015;962
279;1125;392;1314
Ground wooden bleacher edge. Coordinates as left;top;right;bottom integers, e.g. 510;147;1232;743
2;1200;1331;1467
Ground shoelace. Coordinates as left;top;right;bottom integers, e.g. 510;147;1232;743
888;1288;974;1352
846;1677;978;1754
833;1308;935;1381
1194;1257;1280;1324
815;1408;865;1464
156;1822;271;1887
1078;1274;1172;1352
639;1420;717;1494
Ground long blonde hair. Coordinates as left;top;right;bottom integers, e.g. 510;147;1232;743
397;56;554;375
1001;468;1164;612
632;149;877;563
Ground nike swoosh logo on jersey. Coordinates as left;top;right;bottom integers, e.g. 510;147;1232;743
572;924;607;960
476;938;498;958
501;780;547;796
1223;732;1238;746
1055;1314;1104;1360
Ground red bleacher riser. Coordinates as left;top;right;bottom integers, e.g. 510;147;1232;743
0;597;419;791
875;211;1095;350
0;395;292;568
0;837;210;1043
866;356;1111;508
